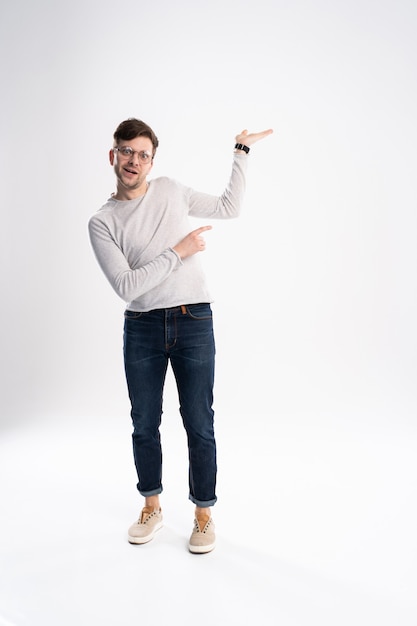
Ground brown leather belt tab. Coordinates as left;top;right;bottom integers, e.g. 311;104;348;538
181;305;187;315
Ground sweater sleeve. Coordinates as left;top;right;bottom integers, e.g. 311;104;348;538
88;217;182;303
188;153;247;218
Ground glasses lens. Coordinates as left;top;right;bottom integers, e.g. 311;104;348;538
139;151;151;163
119;147;133;157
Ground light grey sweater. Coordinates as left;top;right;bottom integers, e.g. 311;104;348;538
88;153;247;311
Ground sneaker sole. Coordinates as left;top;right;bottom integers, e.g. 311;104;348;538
188;541;216;554
128;521;163;545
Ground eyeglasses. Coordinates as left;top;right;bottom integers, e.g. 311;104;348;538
113;146;153;164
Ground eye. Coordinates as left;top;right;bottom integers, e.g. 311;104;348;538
140;152;151;161
121;147;133;156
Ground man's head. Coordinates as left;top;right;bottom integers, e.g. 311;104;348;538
110;118;159;199
113;118;159;157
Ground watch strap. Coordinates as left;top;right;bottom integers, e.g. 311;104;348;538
234;143;250;154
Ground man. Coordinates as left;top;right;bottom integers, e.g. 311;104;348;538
88;118;272;553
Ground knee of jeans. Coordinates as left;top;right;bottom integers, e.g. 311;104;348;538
132;419;161;437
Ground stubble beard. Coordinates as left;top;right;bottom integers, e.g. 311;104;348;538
115;164;147;192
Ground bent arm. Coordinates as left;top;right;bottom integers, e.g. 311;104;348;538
88;218;182;303
188;153;248;219
188;126;273;219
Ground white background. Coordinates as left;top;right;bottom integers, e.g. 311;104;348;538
1;0;416;624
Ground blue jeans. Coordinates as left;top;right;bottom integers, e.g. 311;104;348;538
123;303;217;508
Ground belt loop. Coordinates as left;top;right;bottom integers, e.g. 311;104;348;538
181;305;187;315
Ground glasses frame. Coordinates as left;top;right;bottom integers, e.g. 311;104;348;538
113;146;153;164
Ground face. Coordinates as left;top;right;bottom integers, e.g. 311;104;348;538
109;135;154;196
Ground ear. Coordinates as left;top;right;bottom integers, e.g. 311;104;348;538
109;148;115;165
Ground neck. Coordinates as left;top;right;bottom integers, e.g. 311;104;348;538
113;181;149;201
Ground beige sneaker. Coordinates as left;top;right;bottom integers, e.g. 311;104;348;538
128;507;163;544
188;514;216;554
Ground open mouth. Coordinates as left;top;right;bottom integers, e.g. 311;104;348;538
124;167;137;175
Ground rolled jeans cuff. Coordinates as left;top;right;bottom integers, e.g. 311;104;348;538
189;494;217;508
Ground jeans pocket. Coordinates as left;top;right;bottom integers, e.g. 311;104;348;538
124;310;144;320
186;303;212;320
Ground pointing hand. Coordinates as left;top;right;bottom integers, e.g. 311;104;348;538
173;225;213;260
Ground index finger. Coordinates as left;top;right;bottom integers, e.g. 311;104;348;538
193;225;213;235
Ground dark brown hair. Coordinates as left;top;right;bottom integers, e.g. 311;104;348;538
113;118;159;155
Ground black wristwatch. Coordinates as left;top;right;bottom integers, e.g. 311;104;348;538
234;143;250;154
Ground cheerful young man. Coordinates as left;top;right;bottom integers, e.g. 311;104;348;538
88;118;272;553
